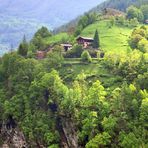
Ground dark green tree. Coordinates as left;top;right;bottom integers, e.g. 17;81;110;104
31;35;45;50
34;26;52;38
126;6;144;22
18;35;28;57
93;29;100;48
140;5;148;20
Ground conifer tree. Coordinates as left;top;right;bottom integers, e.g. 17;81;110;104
93;29;100;48
18;35;28;57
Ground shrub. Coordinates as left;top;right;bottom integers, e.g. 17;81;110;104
128;34;143;49
87;49;98;58
138;39;148;53
81;51;92;63
65;45;83;58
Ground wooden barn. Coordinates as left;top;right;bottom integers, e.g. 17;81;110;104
77;36;94;48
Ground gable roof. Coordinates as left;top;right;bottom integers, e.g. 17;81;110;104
61;44;72;47
77;36;94;41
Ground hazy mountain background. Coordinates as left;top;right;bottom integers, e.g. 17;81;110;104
0;0;104;55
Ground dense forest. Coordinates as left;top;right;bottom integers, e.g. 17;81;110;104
0;1;148;148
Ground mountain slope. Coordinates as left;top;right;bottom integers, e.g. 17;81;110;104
0;0;104;56
89;0;148;13
55;0;148;33
81;20;132;51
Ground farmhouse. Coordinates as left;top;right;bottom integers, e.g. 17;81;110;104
61;43;72;52
77;36;94;48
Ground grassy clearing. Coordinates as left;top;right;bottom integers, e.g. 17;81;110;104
81;20;133;51
60;59;123;89
44;32;69;45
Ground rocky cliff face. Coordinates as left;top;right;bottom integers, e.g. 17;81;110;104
57;117;78;148
0;125;27;148
0;116;78;148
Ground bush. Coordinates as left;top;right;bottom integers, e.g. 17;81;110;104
129;18;139;27
87;49;98;58
97;51;105;59
64;45;83;58
81;51;92;63
128;34;143;49
138;39;148;53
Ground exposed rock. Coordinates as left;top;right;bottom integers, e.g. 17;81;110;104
0;124;27;148
59;117;78;148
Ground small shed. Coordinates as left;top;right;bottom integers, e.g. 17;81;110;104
77;36;94;48
61;44;72;52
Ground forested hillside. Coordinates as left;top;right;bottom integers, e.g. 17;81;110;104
0;1;148;148
55;0;148;33
90;0;148;12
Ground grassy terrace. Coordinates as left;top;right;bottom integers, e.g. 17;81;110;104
60;58;123;89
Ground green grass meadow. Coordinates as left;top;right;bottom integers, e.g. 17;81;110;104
81;20;132;51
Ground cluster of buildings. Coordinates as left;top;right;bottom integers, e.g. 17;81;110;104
36;36;94;59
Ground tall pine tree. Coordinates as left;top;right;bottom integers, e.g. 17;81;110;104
18;35;28;57
93;29;100;49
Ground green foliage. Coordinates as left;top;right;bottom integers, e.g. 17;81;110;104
129;33;143;49
119;132;142;148
75;13;97;36
0;8;148;147
116;16;125;26
138;38;148;53
93;29;100;48
129;18;139;27
109;16;115;27
46;45;64;69
104;49;148;83
81;51;92;63
126;6;144;22
65;45;83;58
86;132;111;148
18;36;28;57
102;116;117;135
31;34;46;51
34;26;52;38
29;26;52;52
128;26;148;51
0;47;148;147
140;5;148;20
140;98;148;127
